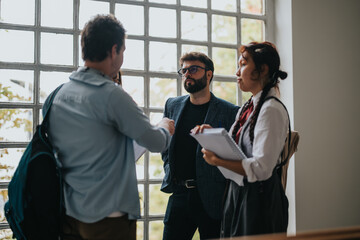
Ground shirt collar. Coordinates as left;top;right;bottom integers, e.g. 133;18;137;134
69;66;113;86
252;87;277;107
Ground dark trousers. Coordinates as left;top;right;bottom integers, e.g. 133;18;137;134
62;214;136;240
163;187;221;240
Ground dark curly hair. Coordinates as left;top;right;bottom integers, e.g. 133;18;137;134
81;14;126;62
233;41;287;145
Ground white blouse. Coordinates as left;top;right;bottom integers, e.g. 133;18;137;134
230;88;289;186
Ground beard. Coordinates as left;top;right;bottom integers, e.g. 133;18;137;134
184;73;208;93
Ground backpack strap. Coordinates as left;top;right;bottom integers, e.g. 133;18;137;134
40;84;66;227
263;96;292;168
42;84;64;126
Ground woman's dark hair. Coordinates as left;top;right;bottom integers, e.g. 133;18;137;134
81;14;126;62
239;41;287;144
179;52;214;82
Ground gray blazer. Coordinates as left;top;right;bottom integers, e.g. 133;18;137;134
161;92;240;220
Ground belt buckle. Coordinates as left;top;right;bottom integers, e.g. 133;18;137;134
184;179;196;189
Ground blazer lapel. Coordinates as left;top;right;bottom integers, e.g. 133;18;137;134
173;96;189;128
203;93;219;126
169;96;189;160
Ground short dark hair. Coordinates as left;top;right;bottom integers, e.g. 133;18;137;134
179;52;214;81
81;14;126;62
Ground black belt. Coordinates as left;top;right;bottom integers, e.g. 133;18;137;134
176;179;196;189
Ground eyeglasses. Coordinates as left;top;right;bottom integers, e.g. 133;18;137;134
177;65;207;77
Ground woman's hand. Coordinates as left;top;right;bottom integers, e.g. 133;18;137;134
201;148;219;166
202;148;247;176
190;124;212;134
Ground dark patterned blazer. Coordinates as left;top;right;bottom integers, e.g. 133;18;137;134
161;92;240;220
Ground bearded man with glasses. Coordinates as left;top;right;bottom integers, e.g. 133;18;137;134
160;52;240;239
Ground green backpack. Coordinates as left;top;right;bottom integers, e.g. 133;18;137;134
4;84;64;240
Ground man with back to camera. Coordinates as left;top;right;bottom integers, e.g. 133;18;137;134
43;14;174;240
161;52;240;239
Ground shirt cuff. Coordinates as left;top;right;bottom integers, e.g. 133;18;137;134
242;157;258;183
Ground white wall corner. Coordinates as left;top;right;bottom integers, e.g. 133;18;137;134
274;0;296;234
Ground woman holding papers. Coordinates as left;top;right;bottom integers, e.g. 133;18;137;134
192;41;289;237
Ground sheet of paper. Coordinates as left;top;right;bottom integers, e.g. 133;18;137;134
133;140;146;162
190;128;246;186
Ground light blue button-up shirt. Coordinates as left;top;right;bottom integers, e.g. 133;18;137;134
44;67;170;222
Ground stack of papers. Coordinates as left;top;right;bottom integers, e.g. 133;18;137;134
190;128;247;186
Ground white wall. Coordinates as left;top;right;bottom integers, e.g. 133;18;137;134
276;0;360;232
274;0;296;234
